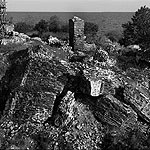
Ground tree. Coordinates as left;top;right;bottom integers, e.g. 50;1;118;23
23;15;35;26
84;22;99;35
14;22;33;33
48;15;61;32
121;6;150;49
34;19;49;34
9;17;13;24
61;23;69;32
105;30;123;42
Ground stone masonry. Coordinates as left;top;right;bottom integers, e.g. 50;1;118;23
69;16;84;51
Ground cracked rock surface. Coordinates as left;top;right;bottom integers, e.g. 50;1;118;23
0;40;150;150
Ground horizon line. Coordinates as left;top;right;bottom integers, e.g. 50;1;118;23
7;11;134;13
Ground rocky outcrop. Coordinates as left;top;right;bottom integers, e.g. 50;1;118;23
0;40;150;149
0;44;101;149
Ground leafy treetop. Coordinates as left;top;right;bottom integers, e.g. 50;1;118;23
121;6;150;49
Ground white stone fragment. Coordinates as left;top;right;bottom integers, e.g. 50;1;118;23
90;79;102;96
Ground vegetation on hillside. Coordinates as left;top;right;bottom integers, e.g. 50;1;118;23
14;15;99;42
8;6;150;72
14;22;34;33
120;6;150;49
113;6;150;71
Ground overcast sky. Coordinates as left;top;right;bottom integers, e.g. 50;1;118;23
7;0;150;12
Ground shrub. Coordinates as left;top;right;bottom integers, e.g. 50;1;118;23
48;15;61;32
116;47;139;70
51;32;69;41
121;6;150;49
48;16;69;33
33;16;69;39
34;19;49;34
85;34;100;44
40;32;51;42
94;36;113;52
14;22;33;33
61;23;69;33
105;30;123;42
84;22;99;35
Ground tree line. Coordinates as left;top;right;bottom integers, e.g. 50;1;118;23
14;6;150;51
14;15;99;40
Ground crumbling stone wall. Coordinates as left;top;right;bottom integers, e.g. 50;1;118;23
69;16;84;51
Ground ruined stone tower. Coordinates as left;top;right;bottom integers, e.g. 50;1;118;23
69;16;84;51
0;0;6;24
0;0;6;37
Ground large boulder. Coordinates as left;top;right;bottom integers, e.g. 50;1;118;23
0;44;71;148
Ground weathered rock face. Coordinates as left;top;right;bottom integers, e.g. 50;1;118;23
0;49;30;116
0;45;70;148
0;44;71;120
0;44;101;149
0;39;150;149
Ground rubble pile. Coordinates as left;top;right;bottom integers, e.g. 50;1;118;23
48;35;62;47
83;42;96;52
1;31;30;45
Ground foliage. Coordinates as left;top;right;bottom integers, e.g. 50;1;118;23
34;19;49;34
92;35;113;52
14;22;33;33
40;32;69;42
105;30;123;42
22;15;35;26
120;6;150;49
117;52;138;70
48;15;61;32
61;23;69;32
14;15;99;43
85;34;100;44
84;22;99;35
32;16;70;36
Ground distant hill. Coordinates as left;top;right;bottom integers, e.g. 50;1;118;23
7;12;134;35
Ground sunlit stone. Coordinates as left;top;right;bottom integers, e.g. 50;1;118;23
90;80;103;96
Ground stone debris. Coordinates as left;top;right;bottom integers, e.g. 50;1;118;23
31;37;47;45
83;42;96;51
127;44;141;50
90;79;103;96
1;31;30;45
48;35;60;46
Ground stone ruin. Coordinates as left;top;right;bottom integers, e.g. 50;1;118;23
0;0;14;38
69;16;96;52
69;16;85;51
